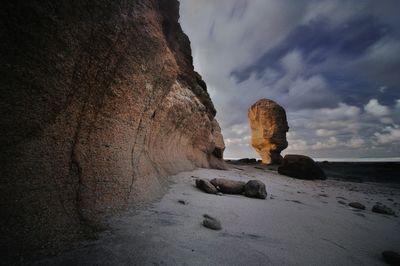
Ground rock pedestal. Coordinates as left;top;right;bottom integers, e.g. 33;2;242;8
248;99;289;164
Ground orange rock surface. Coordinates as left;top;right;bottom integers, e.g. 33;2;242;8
248;99;289;164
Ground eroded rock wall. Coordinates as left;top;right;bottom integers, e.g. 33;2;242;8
0;0;224;260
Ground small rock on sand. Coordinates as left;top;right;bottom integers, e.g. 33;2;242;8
338;200;347;205
244;180;267;199
382;250;400;265
372;204;396;216
210;178;245;194
349;202;366;210
195;179;218;194
202;214;222;230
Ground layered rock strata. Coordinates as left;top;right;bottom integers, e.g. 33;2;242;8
0;0;224;260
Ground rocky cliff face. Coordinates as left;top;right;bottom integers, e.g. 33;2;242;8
0;0;224;261
248;99;288;164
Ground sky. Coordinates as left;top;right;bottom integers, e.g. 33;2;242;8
179;0;400;159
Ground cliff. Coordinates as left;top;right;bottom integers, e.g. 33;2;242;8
0;0;224;261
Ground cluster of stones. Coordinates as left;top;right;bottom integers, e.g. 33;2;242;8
195;178;267;199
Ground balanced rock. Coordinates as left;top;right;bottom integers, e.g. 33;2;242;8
278;155;326;180
210;178;245;194
195;179;218;194
248;99;289;164
244;180;267;199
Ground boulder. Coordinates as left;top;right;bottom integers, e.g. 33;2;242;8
349;202;366;210
195;179;218;194
202;214;222;230
244;180;267;199
248;99;289;164
382;251;400;265
238;158;257;164
278;155;326;180
210;178;245;194
372;204;396;216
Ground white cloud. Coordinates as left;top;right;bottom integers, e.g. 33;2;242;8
302;0;365;27
379;86;387;93
225;135;250;147
316;129;337;137
231;124;248;136
374;125;400;144
364;99;390;117
280;49;303;75
287;138;308;151
380;117;393;124
320;102;360;120
396;99;400;109
311;136;339;150
345;137;365;148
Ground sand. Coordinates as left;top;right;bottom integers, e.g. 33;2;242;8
36;164;400;265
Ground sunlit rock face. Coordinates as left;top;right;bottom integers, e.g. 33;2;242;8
0;0;224;261
248;99;289;164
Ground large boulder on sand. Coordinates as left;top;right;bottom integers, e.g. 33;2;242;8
278;155;326;180
244;180;267;199
372;203;396;216
248;99;289;165
382;251;400;266
195;179;218;194
210;178;245;194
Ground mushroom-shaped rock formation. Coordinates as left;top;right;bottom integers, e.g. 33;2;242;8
248;99;289;164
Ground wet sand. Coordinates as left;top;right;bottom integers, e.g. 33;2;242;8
36;163;400;265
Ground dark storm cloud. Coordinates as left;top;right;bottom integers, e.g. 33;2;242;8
180;0;400;159
228;0;248;20
232;16;388;83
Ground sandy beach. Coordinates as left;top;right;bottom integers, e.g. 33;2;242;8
35;163;400;266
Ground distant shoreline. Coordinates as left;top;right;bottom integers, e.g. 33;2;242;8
225;157;400;163
225;159;400;185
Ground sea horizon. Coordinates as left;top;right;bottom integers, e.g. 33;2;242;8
225;157;400;162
